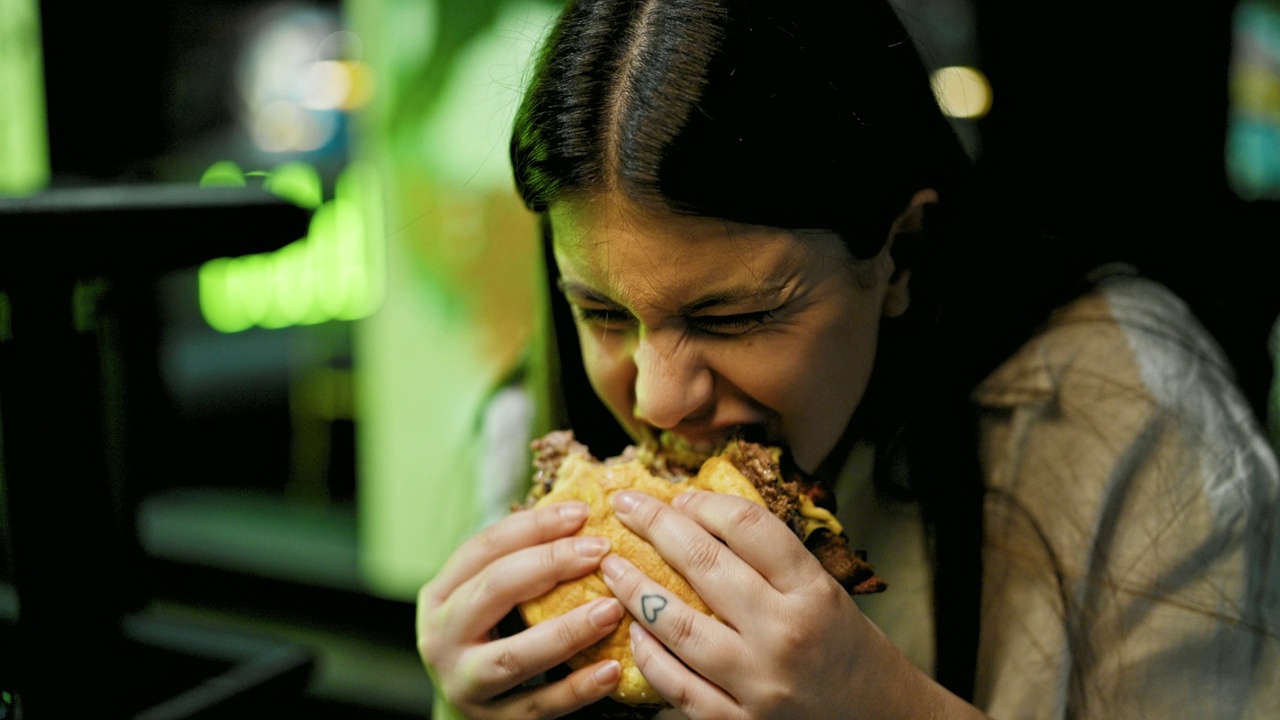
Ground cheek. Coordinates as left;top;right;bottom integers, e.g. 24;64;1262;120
810;309;881;409
577;331;636;417
778;306;882;465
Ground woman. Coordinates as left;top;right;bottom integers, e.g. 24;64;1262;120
416;0;1280;718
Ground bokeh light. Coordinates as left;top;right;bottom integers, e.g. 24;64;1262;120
235;6;374;156
930;65;993;120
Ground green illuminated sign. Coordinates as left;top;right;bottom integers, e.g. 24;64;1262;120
197;161;385;332
0;0;50;195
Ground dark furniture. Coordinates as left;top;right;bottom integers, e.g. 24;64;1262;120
0;185;314;718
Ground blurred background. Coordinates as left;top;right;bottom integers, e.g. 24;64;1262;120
0;0;1276;717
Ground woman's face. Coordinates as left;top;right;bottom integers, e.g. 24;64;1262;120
549;194;911;474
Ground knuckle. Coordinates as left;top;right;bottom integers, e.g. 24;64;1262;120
533;503;564;535
472;569;502;603
540;540;565;573
671;683;698;715
755;680;793;713
566;670;600;709
816;575;845;605
543;537;578;577
490;645;523;688
518;674;592;720
512;699;545;720
797;570;845;610
727;499;768;531
631;494;668;532
474;522;506;558
417;580;439;611
774;616;812;654
416;623;437;662
661;610;699;648
681;536;723;577
553;612;586;650
416;605;449;662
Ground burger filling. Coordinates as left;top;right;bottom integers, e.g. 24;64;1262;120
526;430;885;595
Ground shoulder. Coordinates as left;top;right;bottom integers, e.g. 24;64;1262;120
972;274;1280;719
976;273;1276;478
977;272;1278;511
973;272;1234;409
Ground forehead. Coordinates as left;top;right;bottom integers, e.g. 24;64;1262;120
549;196;848;304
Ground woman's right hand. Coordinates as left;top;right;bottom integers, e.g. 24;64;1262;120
416;501;625;719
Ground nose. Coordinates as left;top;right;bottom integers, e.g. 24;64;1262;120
631;329;713;430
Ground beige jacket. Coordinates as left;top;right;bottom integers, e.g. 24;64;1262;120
972;276;1280;718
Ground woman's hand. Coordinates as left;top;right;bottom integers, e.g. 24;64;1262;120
602;489;984;720
416;501;626;719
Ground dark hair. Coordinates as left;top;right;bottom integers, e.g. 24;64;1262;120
511;0;971;257
510;0;987;699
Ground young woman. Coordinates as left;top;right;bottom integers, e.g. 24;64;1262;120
416;1;1280;718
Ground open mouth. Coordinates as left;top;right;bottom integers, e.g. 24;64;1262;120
640;425;776;476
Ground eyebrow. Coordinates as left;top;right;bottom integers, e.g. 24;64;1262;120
556;278;787;314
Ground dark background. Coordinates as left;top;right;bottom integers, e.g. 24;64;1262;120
1;0;1276;717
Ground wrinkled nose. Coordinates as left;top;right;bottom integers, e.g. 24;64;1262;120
631;330;713;430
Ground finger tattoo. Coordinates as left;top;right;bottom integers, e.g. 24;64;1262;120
641;594;669;624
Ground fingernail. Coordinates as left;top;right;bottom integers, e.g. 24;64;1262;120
672;490;694;508
576;536;610;557
629;621;646;651
559;502;589;522
600;554;624;582
593;660;621;685
588;597;623;627
611;491;640;514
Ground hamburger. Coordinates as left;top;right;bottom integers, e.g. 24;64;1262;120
515;430;885;711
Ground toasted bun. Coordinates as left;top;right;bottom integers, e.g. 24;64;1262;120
516;432;883;708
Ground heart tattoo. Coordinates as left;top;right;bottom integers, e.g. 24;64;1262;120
641;594;669;624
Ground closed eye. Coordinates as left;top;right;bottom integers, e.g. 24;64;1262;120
571;305;636;330
688;310;776;336
570;303;778;336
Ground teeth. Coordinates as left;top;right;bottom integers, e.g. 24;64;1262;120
659;432;716;454
649;425;772;456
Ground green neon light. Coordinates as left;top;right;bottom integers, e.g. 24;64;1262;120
198;161;384;332
263;161;324;210
0;0;50;195
199;161;248;188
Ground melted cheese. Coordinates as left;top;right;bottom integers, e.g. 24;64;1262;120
798;495;844;539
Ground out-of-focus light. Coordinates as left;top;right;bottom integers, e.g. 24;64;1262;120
302;60;352;110
293;111;337;152
1232;64;1280;119
301;60;376;111
318;30;364;62
250;99;337;153
0;0;49;195
198;162;385;333
251;100;307;153
263;161;323;209
235;6;352;156
1228;0;1280;199
931;66;992;119
343;61;376;109
199;160;247;187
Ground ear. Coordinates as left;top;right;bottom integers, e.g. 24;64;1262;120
881;188;938;318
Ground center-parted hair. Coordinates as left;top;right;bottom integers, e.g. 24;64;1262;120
511;0;971;259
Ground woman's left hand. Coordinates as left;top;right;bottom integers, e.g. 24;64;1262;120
600;488;975;720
